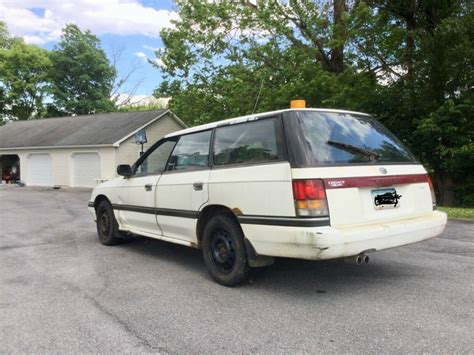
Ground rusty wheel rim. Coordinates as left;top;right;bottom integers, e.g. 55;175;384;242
210;227;235;274
99;210;111;237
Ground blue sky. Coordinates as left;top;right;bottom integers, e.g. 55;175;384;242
0;0;178;98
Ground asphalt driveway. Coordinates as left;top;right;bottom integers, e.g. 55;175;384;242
0;187;473;353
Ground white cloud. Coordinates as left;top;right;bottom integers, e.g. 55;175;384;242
134;51;164;68
134;51;147;59
142;45;165;67
152;57;165;68
143;45;162;52
0;0;178;44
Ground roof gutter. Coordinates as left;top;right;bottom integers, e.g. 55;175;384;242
0;144;114;151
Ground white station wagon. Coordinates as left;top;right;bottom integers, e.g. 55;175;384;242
88;103;447;286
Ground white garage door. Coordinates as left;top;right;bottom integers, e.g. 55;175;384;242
29;154;53;186
72;153;101;187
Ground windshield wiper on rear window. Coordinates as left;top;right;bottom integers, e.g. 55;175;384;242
326;140;380;161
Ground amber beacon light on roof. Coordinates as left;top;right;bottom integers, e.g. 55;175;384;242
290;99;306;108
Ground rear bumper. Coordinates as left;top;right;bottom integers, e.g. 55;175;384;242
241;211;447;260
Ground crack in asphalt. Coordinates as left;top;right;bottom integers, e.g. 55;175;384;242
0;239;76;251
62;281;168;354
86;295;168;354
428;249;473;257
1;241;165;353
437;236;474;243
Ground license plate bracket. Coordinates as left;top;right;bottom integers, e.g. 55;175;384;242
372;188;401;210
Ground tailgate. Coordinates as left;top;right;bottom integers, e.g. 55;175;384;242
291;164;434;227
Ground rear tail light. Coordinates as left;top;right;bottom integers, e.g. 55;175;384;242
292;179;329;217
426;175;437;209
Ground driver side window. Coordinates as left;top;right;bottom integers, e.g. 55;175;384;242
135;139;176;176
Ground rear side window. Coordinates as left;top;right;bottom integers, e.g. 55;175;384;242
167;130;212;171
213;119;279;166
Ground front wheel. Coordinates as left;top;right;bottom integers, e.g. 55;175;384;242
96;200;123;246
202;214;249;286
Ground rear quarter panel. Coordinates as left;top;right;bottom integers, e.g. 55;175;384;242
207;162;294;217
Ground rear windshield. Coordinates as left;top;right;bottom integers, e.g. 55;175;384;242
285;111;416;166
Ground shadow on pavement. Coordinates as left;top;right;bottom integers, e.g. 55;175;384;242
114;235;415;295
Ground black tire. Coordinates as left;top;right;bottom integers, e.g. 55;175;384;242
202;214;250;286
96;200;123;246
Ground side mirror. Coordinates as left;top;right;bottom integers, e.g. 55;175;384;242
117;164;132;178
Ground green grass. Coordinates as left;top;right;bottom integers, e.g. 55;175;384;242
438;206;474;220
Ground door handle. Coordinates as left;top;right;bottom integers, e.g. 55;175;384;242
193;182;203;191
144;184;153;191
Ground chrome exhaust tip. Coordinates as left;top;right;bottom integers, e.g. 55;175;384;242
344;254;364;265
362;254;370;264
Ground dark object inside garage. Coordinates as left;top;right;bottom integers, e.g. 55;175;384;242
1;154;20;183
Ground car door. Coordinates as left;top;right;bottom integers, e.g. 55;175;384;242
155;130;212;243
115;138;177;236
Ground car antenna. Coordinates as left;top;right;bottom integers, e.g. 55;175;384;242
252;78;264;114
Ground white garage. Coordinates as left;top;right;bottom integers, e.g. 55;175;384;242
28;153;53;186
72;152;102;187
0;109;186;187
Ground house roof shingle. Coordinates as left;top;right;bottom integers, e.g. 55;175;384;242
0;110;170;149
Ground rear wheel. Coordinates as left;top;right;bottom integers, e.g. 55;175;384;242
96;200;123;245
202;214;249;286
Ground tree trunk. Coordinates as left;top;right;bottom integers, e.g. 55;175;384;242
331;0;345;73
405;0;416;82
434;171;457;206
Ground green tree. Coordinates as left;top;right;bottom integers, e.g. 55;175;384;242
0;21;17;124
0;21;8;125
0;87;7;125
49;24;115;116
0;21;9;48
364;0;474;205
0;21;18;49
0;24;52;120
159;0;351;77
416;99;474;206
